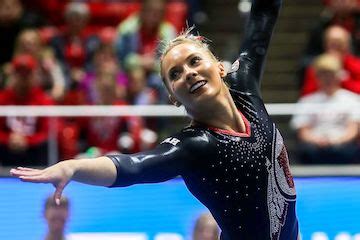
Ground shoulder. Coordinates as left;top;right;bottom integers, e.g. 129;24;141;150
33;88;54;105
298;91;324;103
337;89;359;100
0;89;11;104
160;127;211;150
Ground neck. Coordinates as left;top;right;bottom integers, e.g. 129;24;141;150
189;87;246;133
324;86;339;96
14;86;30;99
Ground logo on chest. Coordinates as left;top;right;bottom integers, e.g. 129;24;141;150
161;137;180;146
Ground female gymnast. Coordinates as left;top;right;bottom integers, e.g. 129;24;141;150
10;0;299;239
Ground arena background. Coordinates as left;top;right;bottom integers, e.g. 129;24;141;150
0;0;359;240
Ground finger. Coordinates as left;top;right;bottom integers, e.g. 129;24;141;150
10;169;42;177
19;175;48;183
54;183;65;206
10;168;30;177
9;168;19;176
17;167;40;171
12;167;41;174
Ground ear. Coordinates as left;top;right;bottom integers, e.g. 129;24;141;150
168;94;182;107
218;62;227;78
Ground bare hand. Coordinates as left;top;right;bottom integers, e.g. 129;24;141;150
10;161;75;205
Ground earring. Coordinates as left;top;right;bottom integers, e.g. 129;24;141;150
174;101;182;107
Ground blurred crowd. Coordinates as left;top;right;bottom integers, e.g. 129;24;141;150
292;0;360;164
0;0;359;167
0;0;192;166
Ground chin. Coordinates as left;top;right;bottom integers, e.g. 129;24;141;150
199;87;222;101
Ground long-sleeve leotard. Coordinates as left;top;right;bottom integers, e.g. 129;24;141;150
108;0;298;239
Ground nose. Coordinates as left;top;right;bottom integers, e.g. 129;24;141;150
185;66;198;81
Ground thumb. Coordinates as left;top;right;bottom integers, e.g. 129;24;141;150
53;183;65;206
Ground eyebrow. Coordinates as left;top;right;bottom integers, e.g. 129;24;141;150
167;53;199;76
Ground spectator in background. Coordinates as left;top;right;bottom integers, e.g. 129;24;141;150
303;0;360;61
50;2;100;88
127;66;157;105
0;0;44;66
80;68;157;155
57;31;129;160
52;3;101;160
22;0;69;27
192;212;220;240
291;53;359;164
301;25;360;95
80;29;128;104
10;29;66;102
115;0;177;104
299;0;360;88
43;195;70;240
125;66;159;148
82;65;128;155
0;54;53;166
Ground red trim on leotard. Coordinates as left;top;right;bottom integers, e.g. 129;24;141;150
207;111;251;137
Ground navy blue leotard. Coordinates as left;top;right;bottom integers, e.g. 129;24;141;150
108;0;299;239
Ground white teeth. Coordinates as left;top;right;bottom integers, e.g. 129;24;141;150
190;81;207;93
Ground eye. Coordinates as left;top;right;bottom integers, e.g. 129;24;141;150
190;56;201;65
169;68;181;81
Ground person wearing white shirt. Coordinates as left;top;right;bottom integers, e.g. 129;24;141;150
291;53;359;164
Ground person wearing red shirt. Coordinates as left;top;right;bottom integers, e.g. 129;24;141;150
0;54;54;166
115;0;177;104
84;73;128;154
301;25;360;96
82;65;157;155
50;2;100;86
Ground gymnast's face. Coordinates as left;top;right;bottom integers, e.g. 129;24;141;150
161;43;227;112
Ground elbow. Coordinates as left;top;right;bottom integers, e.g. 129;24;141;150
107;154;142;188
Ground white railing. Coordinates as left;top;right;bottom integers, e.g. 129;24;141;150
0;103;359;176
0;103;358;116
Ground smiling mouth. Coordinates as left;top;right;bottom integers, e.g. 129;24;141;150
189;80;207;93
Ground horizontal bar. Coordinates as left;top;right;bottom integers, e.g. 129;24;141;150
0;103;358;116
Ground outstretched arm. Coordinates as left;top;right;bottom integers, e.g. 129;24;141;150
10;139;189;203
229;0;282;96
10;157;117;204
107;142;188;187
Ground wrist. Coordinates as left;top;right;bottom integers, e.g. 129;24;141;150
61;159;78;179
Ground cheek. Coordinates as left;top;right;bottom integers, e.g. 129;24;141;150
202;61;221;79
165;79;177;95
163;79;179;98
171;80;188;101
171;81;184;97
203;61;213;71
